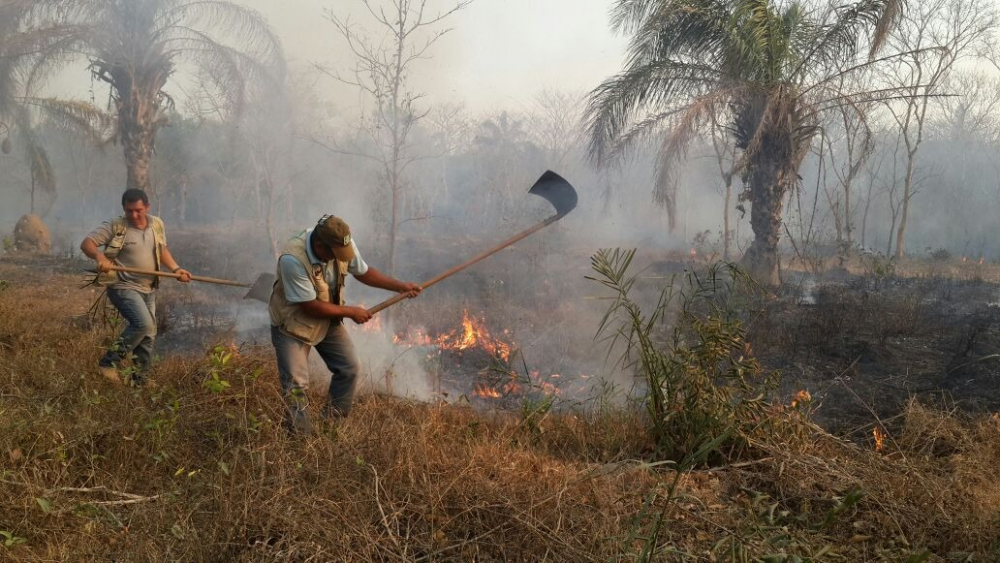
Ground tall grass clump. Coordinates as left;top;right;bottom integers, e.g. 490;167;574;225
588;249;779;463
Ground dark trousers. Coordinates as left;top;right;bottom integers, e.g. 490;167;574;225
271;323;361;431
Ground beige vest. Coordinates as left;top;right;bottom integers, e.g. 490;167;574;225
96;215;166;288
268;231;349;345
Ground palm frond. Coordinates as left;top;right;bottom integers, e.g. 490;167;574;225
27;141;56;196
601;107;688;163
165;32;280;120
609;0;663;33
795;0;905;78
654;89;742;229
586;58;722;164
157;1;285;74
625;0;729;69
23;98;115;142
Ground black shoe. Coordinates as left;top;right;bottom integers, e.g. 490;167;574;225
283;411;313;436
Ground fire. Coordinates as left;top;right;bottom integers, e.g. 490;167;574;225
790;389;811;408
356;307;586;401
433;310;511;361
370;309;511;361
456;313;478;349
528;370;560;396
873;427;886;452
473;382;501;399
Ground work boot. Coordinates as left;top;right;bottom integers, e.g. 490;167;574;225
128;375;158;389
98;364;122;385
126;369;157;389
283;406;313;436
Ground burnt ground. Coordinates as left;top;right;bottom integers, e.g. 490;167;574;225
752;272;1000;437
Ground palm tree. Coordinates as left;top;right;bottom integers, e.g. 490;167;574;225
587;0;904;285
1;0;283;193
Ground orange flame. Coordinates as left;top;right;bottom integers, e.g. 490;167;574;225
873;427;886;452
433;310;511;361
790;390;811;408
473;383;502;399
527;370;560;396
367;309;513;363
359;308;585;399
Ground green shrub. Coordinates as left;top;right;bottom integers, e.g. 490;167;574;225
588;249;778;463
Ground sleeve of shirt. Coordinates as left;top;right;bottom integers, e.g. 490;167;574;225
347;240;369;276
85;223;113;246
278;255;318;303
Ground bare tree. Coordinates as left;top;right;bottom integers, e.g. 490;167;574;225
318;0;471;276
931;71;1000;142
883;0;997;258
707;103;739;260
823;90;875;259
427;101;472;199
527;89;586;174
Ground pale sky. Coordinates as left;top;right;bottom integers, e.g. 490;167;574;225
242;0;629;112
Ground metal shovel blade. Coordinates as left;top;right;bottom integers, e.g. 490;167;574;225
244;272;276;303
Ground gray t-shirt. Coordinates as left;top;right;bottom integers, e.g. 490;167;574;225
278;229;369;303
87;222;162;293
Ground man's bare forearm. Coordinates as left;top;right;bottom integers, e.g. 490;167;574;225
80;237;105;261
355;266;408;292
298;300;363;319
160;246;181;272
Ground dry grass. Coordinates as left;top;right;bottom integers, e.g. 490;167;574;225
0;258;998;561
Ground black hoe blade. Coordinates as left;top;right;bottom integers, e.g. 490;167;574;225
528;170;578;218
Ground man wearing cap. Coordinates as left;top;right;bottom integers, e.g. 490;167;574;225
81;188;192;386
268;215;421;433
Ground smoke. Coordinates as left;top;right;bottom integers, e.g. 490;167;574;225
233;301;435;402
348;321;436;402
12;0;1000;420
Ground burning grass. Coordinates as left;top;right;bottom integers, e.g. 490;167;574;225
0;257;998;560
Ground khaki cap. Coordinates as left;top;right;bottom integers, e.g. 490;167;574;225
314;215;356;262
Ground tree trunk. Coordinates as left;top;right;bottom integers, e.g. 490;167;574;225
179;179;187;225
894;153;917;259
265;181;279;258
723;177;732;261
844;180;852;255
741;158;784;286
861;178;874;249
121;107;155;193
115;67;164;194
388;184;399;276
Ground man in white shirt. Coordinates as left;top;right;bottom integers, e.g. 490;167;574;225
268;215;421;433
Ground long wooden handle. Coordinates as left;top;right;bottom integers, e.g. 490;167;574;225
106;265;250;288
368;215;559;315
